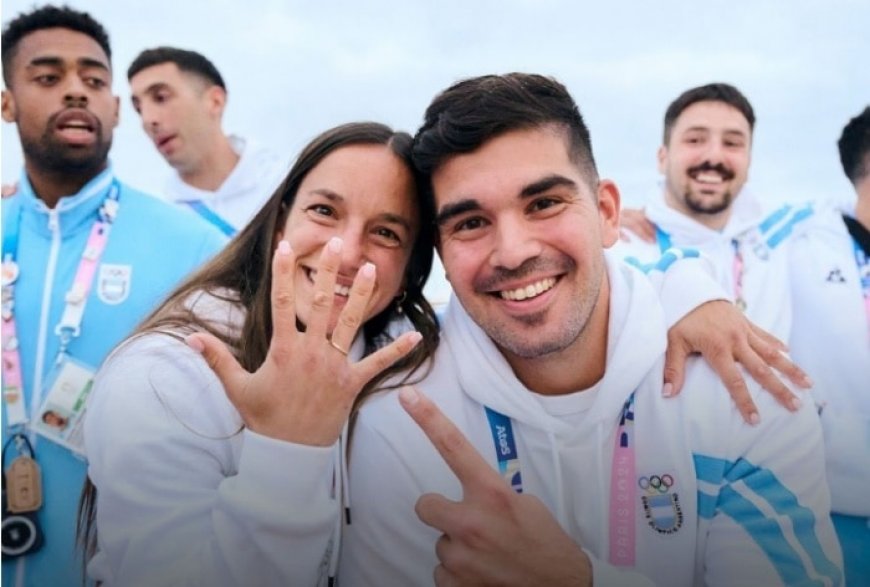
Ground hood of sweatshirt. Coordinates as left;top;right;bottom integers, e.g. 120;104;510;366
646;181;766;245
442;250;667;435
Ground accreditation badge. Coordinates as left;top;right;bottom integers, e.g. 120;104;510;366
32;356;95;456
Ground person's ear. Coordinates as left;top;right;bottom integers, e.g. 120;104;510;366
597;179;621;248
2;90;17;123
112;95;120;128
656;144;668;174
206;86;227;119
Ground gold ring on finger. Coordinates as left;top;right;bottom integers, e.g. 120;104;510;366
329;338;349;356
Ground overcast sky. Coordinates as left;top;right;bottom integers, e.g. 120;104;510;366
2;0;868;302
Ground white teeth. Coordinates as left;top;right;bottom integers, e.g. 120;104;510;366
499;277;556;301
334;284;350;297
695;172;723;184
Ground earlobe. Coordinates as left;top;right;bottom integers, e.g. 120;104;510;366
597;179;621;248
208;86;226;118
1;90;17;123
113;96;120;128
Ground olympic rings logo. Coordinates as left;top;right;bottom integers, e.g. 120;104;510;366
637;474;674;495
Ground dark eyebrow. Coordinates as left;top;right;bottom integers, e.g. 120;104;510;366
142;81;171;95
520;174;579;198
309;188;413;232
28;56;109;72
435;199;481;227
435;174;578;227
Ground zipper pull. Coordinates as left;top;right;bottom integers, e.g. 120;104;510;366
47;208;60;232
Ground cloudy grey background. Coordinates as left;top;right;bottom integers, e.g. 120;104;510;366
2;0;868;302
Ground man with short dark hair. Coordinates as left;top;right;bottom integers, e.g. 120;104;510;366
616;83;817;343
128;47;286;235
340;73;843;586
1;6;225;586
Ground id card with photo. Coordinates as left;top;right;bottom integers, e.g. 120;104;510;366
32;356;95;456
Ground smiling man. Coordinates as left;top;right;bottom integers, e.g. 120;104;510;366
340;74;842;586
1;6;225;586
615;83;817;341
127;47;287;235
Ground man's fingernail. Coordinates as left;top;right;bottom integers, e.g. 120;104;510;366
662;382;674;397
185;335;204;353
791;397;802;411
399;386;419;406
277;240;291;256
748;412;760;426
328;237;343;253
361;262;375;278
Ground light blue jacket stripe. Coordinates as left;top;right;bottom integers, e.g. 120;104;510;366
623;248;699;274
758;203;793;234
720;485;839;586
765;204;815;249
726;461;842;584
697;490;717;519
694;453;727;484
183;200;238;237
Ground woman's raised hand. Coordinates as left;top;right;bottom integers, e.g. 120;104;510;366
186;238;422;446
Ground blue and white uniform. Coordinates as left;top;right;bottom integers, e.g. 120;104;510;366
618;188;869;584
82;253;726;587
1;167;225;587
789;203;870;585
342;252;843;587
615;187;814;342
162;135;287;236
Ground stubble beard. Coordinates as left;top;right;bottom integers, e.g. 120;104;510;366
22;116;111;178
470;256;603;360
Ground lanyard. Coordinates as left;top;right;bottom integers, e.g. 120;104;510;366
485;392;637;567
655;226;746;312
1;181;120;428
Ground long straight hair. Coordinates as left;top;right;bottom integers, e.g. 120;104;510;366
77;122;440;573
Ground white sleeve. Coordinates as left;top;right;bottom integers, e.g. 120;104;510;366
616;249;728;329
699;386;844;586
84;335;337;587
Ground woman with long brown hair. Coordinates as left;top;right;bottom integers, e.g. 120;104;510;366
79;122;439;586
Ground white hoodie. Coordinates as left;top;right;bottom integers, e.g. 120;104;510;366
163;135;288;232
341;252;843;586
614;187;813;342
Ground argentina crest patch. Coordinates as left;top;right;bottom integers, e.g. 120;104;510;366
97;264;132;305
638;472;683;535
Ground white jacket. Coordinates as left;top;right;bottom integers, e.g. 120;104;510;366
617;189;869;519
84;257;726;586
614;187;812;342
789;204;870;516
84;291;358;587
341;252;843;586
163;135;287;231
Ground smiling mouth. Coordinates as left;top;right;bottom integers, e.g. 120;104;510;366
305;268;352;297
497;277;557;301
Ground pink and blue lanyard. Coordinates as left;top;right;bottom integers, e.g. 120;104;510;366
485;392;637;566
1;181;120;428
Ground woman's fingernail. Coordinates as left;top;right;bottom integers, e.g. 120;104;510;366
328;237;343;253
662;382;674;397
185;335;204;353
277;240;291;255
